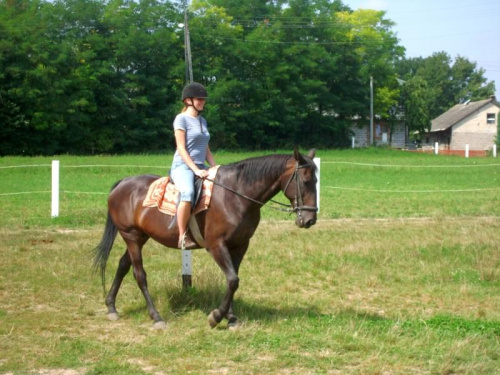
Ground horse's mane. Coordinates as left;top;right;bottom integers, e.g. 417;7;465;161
226;154;292;185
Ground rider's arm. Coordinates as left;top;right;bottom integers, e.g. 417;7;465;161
205;145;216;167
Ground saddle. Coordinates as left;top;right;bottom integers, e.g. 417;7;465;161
142;166;220;247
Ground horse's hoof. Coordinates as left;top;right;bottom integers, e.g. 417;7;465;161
107;312;120;321
208;312;218;328
228;321;242;331
153;321;167;330
208;309;222;328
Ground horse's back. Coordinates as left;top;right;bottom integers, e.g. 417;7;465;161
108;174;163;230
109;174;160;203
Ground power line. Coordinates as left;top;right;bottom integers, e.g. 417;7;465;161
189;33;393;46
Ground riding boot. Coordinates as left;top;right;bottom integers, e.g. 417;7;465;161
178;231;197;250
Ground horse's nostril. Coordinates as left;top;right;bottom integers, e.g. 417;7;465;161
305;219;316;228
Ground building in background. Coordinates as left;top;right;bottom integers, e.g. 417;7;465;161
422;96;499;154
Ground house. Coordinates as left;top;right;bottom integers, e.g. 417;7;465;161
423;96;499;152
350;119;408;148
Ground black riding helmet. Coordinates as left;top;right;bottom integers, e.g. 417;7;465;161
181;82;208;101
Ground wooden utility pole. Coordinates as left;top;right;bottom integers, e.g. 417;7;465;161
370;76;374;145
182;2;194;290
183;0;193;84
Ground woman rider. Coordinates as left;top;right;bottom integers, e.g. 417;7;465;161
170;82;216;249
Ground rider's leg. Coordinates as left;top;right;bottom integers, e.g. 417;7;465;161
177;201;192;243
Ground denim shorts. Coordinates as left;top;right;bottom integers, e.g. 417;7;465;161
170;161;208;203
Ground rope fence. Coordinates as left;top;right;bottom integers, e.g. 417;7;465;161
325;186;500;193
321;161;500;168
1;159;499;199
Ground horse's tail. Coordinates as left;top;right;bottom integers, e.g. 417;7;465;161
92;180;121;292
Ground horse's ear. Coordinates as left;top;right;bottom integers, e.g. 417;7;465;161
308;148;316;159
293;146;300;160
294;147;307;164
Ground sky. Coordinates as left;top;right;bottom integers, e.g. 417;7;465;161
342;0;500;100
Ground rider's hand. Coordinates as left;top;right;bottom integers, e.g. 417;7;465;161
195;169;209;179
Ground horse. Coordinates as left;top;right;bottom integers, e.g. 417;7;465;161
92;148;318;329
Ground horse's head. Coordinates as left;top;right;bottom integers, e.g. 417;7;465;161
281;148;318;228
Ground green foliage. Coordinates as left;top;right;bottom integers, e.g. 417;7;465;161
400;76;435;135
0;0;183;155
0;1;495;154
0;0;406;154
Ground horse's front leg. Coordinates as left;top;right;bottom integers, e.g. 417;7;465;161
208;242;248;329
207;244;239;328
226;302;238;328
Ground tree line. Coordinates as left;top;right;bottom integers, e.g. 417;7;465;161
0;0;495;155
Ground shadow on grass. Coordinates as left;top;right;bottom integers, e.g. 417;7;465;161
161;283;392;327
120;287;500;337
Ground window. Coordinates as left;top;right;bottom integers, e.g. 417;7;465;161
487;113;496;124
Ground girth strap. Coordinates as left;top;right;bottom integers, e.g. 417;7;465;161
188;215;205;249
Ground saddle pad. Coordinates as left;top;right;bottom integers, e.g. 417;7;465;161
142;166;220;216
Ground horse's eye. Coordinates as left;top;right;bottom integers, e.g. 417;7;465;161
301;169;314;183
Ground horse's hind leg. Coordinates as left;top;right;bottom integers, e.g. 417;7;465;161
124;237;166;329
105;249;131;321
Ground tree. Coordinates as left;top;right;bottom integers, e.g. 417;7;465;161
9;0;496;153
400;76;435;137
0;0;184;155
0;0;70;154
189;0;403;149
396;52;496;124
450;55;496;104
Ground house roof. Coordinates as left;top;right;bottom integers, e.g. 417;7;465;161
430;97;499;132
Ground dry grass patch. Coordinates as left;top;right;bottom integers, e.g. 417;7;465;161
1;217;499;374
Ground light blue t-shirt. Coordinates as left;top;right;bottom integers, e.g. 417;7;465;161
172;113;210;165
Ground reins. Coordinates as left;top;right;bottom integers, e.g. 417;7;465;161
205;177;293;213
205;161;318;215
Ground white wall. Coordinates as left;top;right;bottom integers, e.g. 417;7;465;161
451;102;499;150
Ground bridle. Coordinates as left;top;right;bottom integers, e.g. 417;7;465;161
205;160;318;218
281;161;319;224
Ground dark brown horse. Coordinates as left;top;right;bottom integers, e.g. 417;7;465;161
93;149;318;329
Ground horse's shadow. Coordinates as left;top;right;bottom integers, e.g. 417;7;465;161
131;283;315;324
119;276;389;327
150;284;390;326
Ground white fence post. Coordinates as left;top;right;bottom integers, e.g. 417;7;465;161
434;142;439;155
494;144;497;158
465;144;469;158
314;157;320;213
51;160;59;218
182;249;192;289
351;136;355;149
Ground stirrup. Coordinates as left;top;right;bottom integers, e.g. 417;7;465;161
178;232;197;250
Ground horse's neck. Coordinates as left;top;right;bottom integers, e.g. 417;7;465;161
254;177;282;204
242;169;286;205
225;156;291;206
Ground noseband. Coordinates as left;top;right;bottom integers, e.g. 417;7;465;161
282;162;319;223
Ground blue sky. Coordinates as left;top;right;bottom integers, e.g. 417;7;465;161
342;0;500;100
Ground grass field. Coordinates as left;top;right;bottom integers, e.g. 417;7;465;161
1;149;499;374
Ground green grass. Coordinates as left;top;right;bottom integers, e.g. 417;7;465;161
1;148;499;228
1;149;499;374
